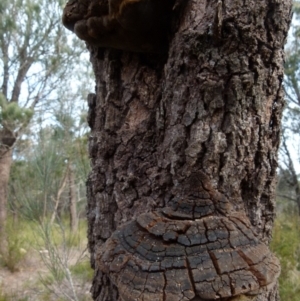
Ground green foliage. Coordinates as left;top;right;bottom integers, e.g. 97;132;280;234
0;217;90;275
9;123;89;221
0;290;9;301
64;224;88;248
36;219;90;301
279;1;300;215
0;94;33;127
0;217;90;300
271;214;300;300
40;266;66;286
0;93;5;107
0;0;91;138
0;0;92;258
0;289;29;301
0;220;28;272
70;260;94;283
294;1;300;17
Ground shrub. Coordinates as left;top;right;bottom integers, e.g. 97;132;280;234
271;214;300;301
0;221;28;272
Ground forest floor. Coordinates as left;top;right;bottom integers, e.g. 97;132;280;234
0;250;48;300
0;247;93;301
0;220;93;301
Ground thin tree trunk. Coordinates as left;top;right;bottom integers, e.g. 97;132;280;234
68;164;78;232
63;0;292;300
280;135;300;215
0;147;13;254
295;191;300;216
50;169;69;225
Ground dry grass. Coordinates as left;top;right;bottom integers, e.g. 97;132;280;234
271;214;300;301
0;218;93;301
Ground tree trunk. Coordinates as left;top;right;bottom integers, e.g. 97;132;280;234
0;147;13;254
50;168;69;225
68;164;78;233
74;0;292;300
279;137;300;215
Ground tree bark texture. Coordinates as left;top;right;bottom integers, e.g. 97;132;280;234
0;146;13;253
82;1;292;300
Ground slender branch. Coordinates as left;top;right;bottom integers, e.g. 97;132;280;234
10;18;58;104
281;134;299;187
277;193;297;202
284;71;300;106
50;166;69;224
10;58;34;102
1;41;10;99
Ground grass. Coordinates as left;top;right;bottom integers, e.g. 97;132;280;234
0;288;29;301
70;259;94;282
0;216;93;301
271;213;300;301
0;220;29;272
0;217;88;272
37;218;88;248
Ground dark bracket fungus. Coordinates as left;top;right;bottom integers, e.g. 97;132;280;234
62;0;179;52
96;172;280;301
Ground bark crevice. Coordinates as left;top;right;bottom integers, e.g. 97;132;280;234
61;0;293;300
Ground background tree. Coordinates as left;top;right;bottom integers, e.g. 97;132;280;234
0;0;87;249
8;103;90;225
62;0;292;300
1;50;93;300
49;97;90;230
279;1;300;214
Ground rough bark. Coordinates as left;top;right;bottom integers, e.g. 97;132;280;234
62;0;292;300
0;145;13;254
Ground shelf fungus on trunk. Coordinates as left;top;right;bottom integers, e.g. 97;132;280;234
62;0;178;52
96;172;280;301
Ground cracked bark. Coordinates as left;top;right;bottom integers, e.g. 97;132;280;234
62;0;292;300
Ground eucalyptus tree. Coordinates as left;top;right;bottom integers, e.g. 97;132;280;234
49;97;90;231
9;116;89;224
0;0;87;250
62;0;292;300
279;1;300;214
